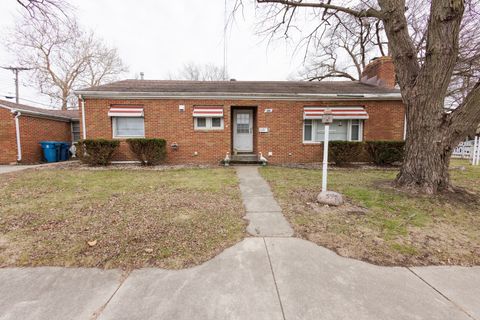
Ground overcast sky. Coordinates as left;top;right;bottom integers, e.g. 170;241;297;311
0;0;305;109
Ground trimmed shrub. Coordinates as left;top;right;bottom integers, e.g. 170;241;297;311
328;141;364;165
77;139;120;166
126;138;167;166
366;141;405;165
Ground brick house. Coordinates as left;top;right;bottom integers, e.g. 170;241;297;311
0;100;80;164
75;57;405;164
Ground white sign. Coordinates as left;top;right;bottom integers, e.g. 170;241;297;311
259;127;269;133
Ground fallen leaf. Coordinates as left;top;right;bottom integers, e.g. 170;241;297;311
87;240;97;247
144;248;153;253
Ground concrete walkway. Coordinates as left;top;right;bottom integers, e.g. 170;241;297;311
1;166;479;319
0;165;39;174
236;166;293;237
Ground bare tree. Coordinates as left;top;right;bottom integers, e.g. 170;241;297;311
298;14;387;81
170;62;229;81
6;14;127;110
236;0;480;194
16;0;69;20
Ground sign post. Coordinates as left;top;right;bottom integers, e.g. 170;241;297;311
321;109;333;193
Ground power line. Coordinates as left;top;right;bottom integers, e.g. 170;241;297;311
1;66;33;104
0;92;54;108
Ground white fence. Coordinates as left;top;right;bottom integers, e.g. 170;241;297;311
453;137;480;165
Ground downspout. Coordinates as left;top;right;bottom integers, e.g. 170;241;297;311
80;95;87;139
12;110;22;162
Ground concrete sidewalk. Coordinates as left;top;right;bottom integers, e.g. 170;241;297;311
0;165;39;174
236;166;293;237
1;238;478;320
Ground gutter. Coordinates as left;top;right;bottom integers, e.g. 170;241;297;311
12;110;22;162
0;104;73;122
80;95;87;139
74;91;403;101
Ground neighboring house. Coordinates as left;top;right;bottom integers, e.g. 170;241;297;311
75;57;405;164
0;100;80;164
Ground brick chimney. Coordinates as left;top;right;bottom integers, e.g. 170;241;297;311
361;56;396;88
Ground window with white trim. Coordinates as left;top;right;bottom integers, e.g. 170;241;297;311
71;121;81;142
194;117;224;130
112;117;145;138
303;119;363;142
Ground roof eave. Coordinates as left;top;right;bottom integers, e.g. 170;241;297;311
0;104;76;122
74;91;403;101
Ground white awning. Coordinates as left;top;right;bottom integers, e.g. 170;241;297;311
304;107;369;120
108;105;144;117
193;106;224;117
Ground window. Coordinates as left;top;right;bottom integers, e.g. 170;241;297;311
196;117;207;128
304;120;313;141
71;121;81;142
194;117;224;130
113;117;145;138
303;119;363;142
211;117;222;128
351;120;361;141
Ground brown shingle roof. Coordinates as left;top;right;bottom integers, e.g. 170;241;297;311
77;79;400;95
0;99;79;120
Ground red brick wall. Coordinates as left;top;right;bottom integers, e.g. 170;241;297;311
81;98;405;164
0;108;17;164
18;116;72;164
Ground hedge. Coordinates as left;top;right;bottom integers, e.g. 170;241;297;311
328;141;364;165
365;141;405;165
126;138;167;166
78;139;120;166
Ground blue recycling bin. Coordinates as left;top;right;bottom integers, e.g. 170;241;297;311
39;141;60;163
59;142;71;161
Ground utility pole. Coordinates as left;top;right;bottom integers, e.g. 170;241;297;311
1;66;32;104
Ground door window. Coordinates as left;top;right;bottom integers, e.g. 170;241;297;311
236;113;250;134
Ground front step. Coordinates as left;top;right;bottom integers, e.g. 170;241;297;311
230;153;261;165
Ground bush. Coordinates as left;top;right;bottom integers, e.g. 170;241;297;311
366;141;405;165
78;139;120;166
328;141;364;165
126;138;167;166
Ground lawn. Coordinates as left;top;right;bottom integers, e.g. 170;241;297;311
0;167;246;269
260;160;480;266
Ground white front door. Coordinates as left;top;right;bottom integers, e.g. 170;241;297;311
233;110;253;152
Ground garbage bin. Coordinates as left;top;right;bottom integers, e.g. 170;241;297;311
59;142;71;161
54;142;62;161
39;141;59;163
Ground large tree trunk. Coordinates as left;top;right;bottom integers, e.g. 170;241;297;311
395;96;453;193
379;0;467;193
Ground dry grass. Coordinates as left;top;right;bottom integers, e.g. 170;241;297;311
260;159;480;266
0;167;246;269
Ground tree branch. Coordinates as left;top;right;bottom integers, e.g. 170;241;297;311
257;0;383;18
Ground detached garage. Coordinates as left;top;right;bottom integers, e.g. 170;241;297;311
0;99;79;164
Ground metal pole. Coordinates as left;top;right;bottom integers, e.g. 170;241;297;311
1;66;32;104
322;124;330;193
